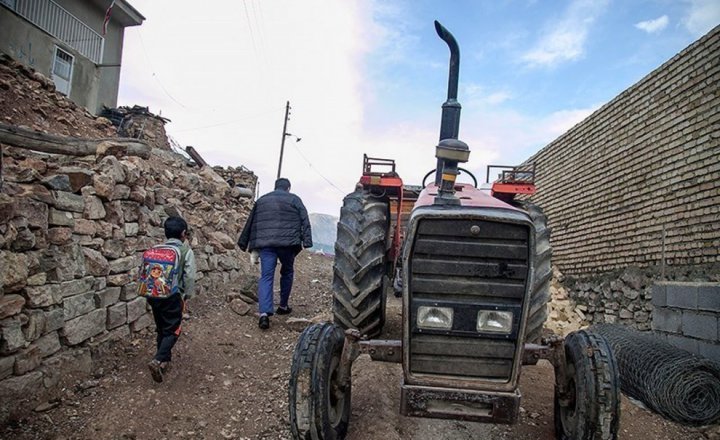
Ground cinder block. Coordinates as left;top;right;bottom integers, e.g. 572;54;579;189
652;283;667;307
666;284;698;310
682;311;718;340
697;285;720;312
667;334;699;355
652;308;682;333
698;341;720;364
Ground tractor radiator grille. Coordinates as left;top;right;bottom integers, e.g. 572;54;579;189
408;218;529;381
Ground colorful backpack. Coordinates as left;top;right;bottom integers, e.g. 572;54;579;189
137;243;188;298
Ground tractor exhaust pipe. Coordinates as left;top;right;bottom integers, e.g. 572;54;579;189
435;20;461;142
433;21;470;205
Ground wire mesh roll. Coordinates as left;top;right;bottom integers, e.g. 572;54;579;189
591;323;720;426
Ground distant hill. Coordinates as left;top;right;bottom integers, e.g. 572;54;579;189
309;213;338;255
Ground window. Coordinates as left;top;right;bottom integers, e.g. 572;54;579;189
51;47;73;95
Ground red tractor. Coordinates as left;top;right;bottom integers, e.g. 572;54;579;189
288;21;620;440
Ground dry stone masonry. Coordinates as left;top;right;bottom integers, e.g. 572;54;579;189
0;59;260;419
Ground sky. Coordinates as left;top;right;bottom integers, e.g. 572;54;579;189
117;0;720;216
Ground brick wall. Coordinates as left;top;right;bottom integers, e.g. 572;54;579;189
525;25;720;276
652;282;720;362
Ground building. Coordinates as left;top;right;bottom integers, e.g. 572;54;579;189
0;0;144;114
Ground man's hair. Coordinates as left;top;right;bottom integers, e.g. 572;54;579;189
164;216;187;239
275;178;291;191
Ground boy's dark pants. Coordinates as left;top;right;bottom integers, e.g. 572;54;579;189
147;294;184;362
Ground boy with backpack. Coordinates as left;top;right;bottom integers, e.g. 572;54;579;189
137;216;197;383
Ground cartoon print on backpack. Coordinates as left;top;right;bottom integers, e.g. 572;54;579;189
148;263;170;297
137;245;183;299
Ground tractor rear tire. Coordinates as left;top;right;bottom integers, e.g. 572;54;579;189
515;200;552;343
554;329;620;440
332;191;389;338
289;322;351;440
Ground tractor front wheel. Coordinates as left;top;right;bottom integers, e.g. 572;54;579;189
554;329;620;440
289;322;351;440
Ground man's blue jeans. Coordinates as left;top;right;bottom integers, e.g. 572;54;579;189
258;247;297;315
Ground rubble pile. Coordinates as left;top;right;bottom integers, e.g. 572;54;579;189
545;267;589;336
0;55;115;138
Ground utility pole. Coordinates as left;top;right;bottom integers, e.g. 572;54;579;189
277;101;290;179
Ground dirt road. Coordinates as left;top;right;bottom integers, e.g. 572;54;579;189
0;255;713;439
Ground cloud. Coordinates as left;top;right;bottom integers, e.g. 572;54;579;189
521;0;609;68
682;0;720;37
635;15;669;33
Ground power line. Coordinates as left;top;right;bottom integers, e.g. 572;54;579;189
172;107;282;133
242;0;260;65
292;142;346;195
136;29;187;108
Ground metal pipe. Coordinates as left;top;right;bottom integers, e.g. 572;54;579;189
434;20;461;142
434;21;463;186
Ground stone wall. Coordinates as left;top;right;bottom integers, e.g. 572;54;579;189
213;165;258;197
523;27;720;332
0;144;257;421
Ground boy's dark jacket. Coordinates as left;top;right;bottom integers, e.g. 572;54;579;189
238;189;313;251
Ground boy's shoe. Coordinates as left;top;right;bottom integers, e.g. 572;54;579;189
148;359;164;383
259;315;270;330
276;306;292;315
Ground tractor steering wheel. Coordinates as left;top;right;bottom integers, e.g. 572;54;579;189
422;167;478;188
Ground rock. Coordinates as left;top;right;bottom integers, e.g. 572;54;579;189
14;198;49;231
106;303;127;329
73;218;97;236
0;318;27;353
94;287;121;308
109;255;137;274
126;297;147;323
63;292;95;321
34;401;60;412
60;309;106;345
285;317;313;332
22;310;46;342
120;282;138;301
93;174;115;200
14;345;42;375
97;155;126;183
225;292;256;304
10;227;35;251
43;244;86;282
229;299;251;316
83;194;106;220
0;194;14;224
26;272;47;286
124;222;139;236
82;247;109;276
47;227;72;245
130;312;153;332
208;231;236;250
0;356;14;380
25;284;62;308
103;201;124;226
112;184;131;200
41;175;72;191
0;371;43;398
52;191;84;213
107;273;133;287
48;208;74;227
58;167;94;192
34;331;61;358
101;239;124;259
0;295;26;320
43;309;64;334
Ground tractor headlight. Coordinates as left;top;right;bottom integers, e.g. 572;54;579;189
417;306;454;330
477;310;513;334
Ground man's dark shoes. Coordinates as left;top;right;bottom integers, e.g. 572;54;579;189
259;315;270;330
276;306;292;315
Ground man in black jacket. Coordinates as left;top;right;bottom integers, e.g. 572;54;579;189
238;178;313;329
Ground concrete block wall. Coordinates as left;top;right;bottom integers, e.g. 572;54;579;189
524;25;720;276
652;282;720;362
